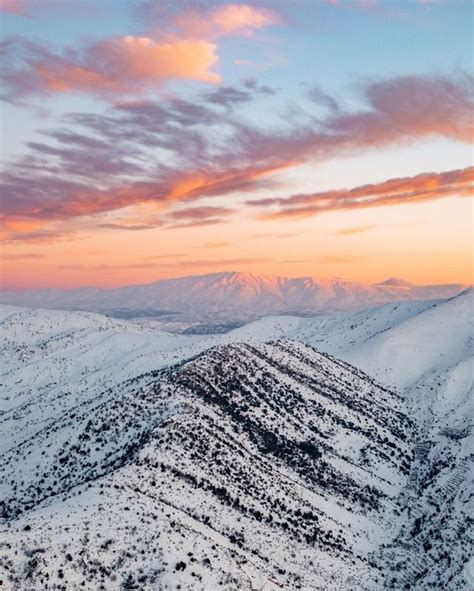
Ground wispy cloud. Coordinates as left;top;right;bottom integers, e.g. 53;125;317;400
2;229;76;244
98;223;160;231
1;36;221;102
1;73;472;239
249;166;474;219
164;206;235;228
0;252;44;260
334;225;376;236
57;256;270;272
146;253;188;259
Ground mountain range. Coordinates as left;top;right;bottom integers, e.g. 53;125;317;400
0;288;472;589
0;272;468;326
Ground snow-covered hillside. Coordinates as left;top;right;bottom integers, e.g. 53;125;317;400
0;305;305;458
0;341;413;590
0;305;200;456
0;271;466;322
282;289;474;589
0;290;472;589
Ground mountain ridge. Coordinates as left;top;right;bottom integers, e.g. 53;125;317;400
0;290;472;589
0;340;413;590
0;271;467;323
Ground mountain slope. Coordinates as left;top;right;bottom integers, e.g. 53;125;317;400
0;292;471;589
0;341;413;590
0;271;466;322
0;305;202;455
0;304;305;457
223;291;474;589
289;289;474;590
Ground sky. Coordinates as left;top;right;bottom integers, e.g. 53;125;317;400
0;0;473;289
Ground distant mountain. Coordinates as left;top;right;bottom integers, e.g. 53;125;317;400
376;277;415;287
0;271;467;322
0;340;413;589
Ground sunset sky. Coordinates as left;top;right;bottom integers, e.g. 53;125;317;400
0;0;473;289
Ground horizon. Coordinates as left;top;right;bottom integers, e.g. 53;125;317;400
1;0;473;289
0;268;471;293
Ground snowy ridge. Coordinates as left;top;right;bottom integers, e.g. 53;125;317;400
0;271;467;322
0;341;413;590
0;290;472;589
283;289;474;590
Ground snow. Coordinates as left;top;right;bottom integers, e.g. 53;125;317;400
0;271;466;323
0;340;413;590
0;288;472;589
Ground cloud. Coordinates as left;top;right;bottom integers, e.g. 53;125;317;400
146;253;188;259
57;256;270;271
332;74;474;144
0;252;44;260
2;36;220;101
173;3;280;38
212;4;278;32
307;86;339;112
1;4;279;102
335;225;376;235
202;79;275;107
98;223;160;231
1;73;472;235
251;232;298;238
2;229;74;244
0;0;29;16
0;155;286;223
164;206;235;227
249;166;474;219
57;262;160;271
203;85;253;107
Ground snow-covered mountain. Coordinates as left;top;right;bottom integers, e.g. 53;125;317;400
0;289;472;589
0;340;413;589
0;271;467;323
289;289;474;589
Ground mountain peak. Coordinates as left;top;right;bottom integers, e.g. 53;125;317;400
0;271;466;321
377;277;415;287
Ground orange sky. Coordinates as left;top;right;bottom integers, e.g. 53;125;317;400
2;195;473;289
1;1;473;289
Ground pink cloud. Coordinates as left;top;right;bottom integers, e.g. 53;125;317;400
211;3;279;33
0;0;29;16
164;205;235;227
174;3;279;38
2;4;279;101
342;74;474;144
5;36;220;100
1;73;472;237
250;166;474;219
335;225;376;236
